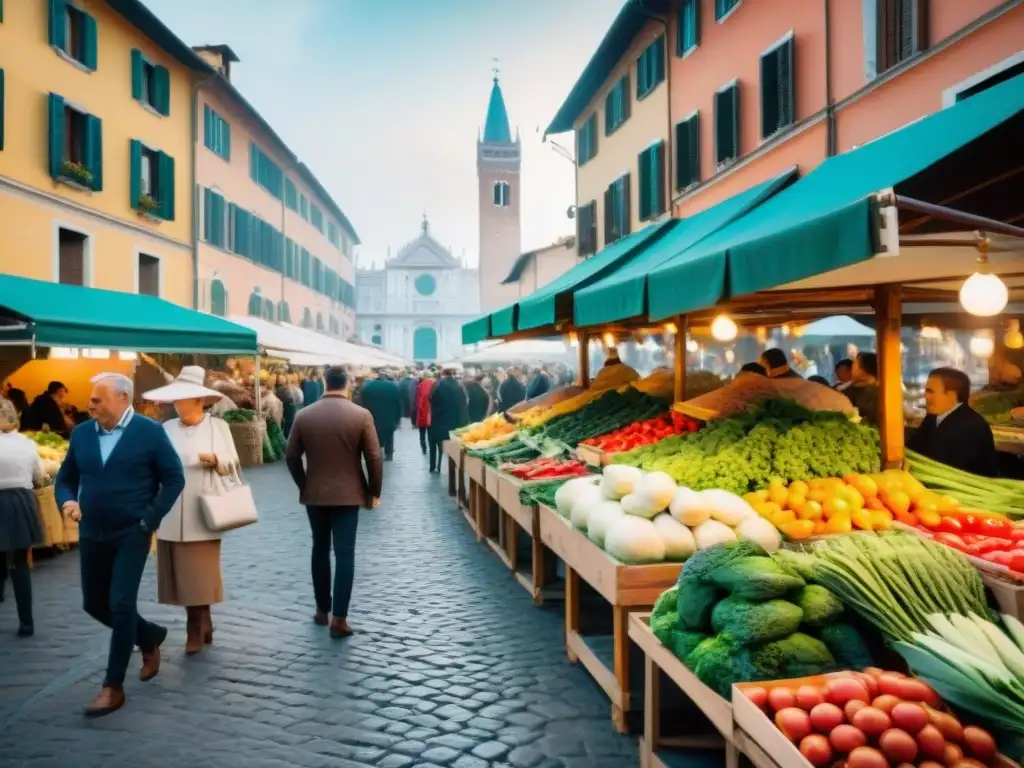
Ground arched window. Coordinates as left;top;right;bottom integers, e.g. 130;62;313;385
262;298;274;320
301;308;313;328
316;312;325;331
210;279;227;317
247;290;262;317
277;300;291;323
371;334;382;346
492;180;510;207
412;326;438;361
415;273;436;295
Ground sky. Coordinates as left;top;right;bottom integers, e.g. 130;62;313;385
145;0;624;269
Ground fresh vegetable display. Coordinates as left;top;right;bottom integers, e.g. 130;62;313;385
581;411;701;453
558;465;785;564
611;399;880;496
907;449;1024;519
744;668;1015;767
499;457;590;480
517;478;577;508
514;367;639;429
24;431;68;481
223;408;258;423
904;510;1024;575
457;413;515;446
533;386;669;449
649;541;873;697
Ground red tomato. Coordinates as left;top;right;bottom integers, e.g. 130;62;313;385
932;532;968;551
937;517;964;535
981;517;1013;539
975;538;1014;554
1009;528;1024;542
1011;554;1024;574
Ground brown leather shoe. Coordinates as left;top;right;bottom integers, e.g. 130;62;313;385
184;607;203;655
85;686;125;717
329;618;353;638
140;625;167;681
313;611;329;626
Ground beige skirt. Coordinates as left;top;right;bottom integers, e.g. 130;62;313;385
156;539;224;607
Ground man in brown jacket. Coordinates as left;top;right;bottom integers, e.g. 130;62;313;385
285;366;383;638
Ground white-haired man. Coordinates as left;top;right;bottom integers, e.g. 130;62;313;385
55;372;185;717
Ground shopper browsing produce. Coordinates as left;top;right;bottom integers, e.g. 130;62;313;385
908;367;999;478
845;352;880;426
761;349;803;380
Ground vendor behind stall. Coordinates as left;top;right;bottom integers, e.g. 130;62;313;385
907;367;999;478
845;352;880;426
22;381;72;436
760;349;802;380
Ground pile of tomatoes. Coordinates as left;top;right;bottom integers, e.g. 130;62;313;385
916;511;1024;574
580;411;701;453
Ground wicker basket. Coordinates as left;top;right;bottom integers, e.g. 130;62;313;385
33;485;65;547
229;420;264;468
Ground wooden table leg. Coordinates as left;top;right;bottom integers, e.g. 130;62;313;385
472;484;484;542
612;605;630;734
506;514;518;574
644;652;660;768
531;531;545;606
447;455;456;497
565;566;580;662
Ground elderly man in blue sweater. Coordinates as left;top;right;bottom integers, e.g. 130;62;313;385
55;373;185;717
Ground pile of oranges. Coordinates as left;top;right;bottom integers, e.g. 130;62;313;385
743;470;960;541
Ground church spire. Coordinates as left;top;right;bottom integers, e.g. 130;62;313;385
483;60;512;144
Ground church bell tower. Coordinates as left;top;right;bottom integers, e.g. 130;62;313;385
477;68;522;312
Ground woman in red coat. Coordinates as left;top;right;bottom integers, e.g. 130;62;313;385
414;372;434;456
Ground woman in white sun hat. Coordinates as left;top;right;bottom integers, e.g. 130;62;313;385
143;366;239;655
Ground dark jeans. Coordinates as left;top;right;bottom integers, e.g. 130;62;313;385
429;438;442;471
80;525;164;687
306;506;359;619
0;549;33;627
418;427;428;454
376;426;395;459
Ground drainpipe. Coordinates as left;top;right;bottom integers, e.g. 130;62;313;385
633;0;672;219
824;0;837;156
191;70;218;310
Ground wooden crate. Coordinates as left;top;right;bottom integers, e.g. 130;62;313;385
442;439;462;499
733;677;835;768
575;444;606;468
483;465;501;502
629;613;738;768
984;573;1024;620
538;503;683;733
462;455;486;541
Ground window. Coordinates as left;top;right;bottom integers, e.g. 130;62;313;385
311;204;323;232
277;301;291;323
249;142;283;199
316;313;325;332
674;112;700;191
312;258;323;292
603;174;631;245
328;222;340;248
714;81;740;167
576;200;598;257
130;50;169;116
638;141;665;221
715;0;741;21
137;253;159;296
203;105;230;160
876;0;927;74
130;140;174;219
637;36;666;99
49;1;97;71
300;248;311;286
203;188;226;248
604;74;631;135
761;35;795;139
677;0;701;56
285;179;297;211
210;279;227;317
262;298;274;321
415;274;436;295
58;228;86;285
371;334;382;346
247;290;262;317
493;181;510;207
48;94;102;191
577;113;598;165
949;54;1024;105
299;194;309;220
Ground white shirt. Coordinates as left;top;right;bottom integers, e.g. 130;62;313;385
0;431;44;491
935;402;962;427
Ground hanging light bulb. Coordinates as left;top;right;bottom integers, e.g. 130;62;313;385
664;322;677;335
711;314;738;342
602;331;616;348
568;331;579;348
781;324;791;337
960;240;1008;317
1004;320;1023;350
969;331;995;359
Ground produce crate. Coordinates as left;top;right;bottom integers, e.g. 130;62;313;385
983;572;1024;620
462;454;485;541
480;466;509;567
538;503;683;733
483;465;501;502
628;613;739;768
575;443;606;468
494;474;562;605
733;676;835;768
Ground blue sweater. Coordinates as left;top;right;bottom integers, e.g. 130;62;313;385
55;415;185;541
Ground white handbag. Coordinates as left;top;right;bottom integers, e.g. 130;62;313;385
198;423;259;532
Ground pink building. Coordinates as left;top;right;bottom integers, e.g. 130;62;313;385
192;46;357;338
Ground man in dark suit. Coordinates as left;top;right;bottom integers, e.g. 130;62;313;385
428;369;469;474
908;367;999;478
360;374;402;461
55;373;185;717
286;367;383;638
497;368;526;414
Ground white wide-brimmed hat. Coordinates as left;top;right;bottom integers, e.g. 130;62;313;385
142;366;222;404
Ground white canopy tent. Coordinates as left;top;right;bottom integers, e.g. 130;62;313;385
799;315;876;338
227;316;343;364
445;339;574;367
279;323;412;368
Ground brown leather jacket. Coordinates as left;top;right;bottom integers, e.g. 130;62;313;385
285;395;383;507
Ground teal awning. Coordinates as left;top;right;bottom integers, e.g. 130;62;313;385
462;313;492;345
573;169;796;326
516;220;674;331
0;275;258;354
646;70;1024;320
490;303;517;337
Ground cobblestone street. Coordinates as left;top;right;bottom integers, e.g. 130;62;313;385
0;426;638;768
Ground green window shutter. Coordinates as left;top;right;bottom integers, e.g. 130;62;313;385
131;49;143;101
158;151;174;220
715;83;739;165
48;93;66;179
675;113;701;190
85;114;102;191
155;66;170;115
619;174;631;237
637;48;649;99
653;141;664;215
637;148;650;221
129;139;141;207
677;0;700;55
80;12;97;70
212;193;224;247
621;74;631;124
777;38;794;131
716;0;739;21
249;143;257;182
202;104;211;149
221;119;230;160
0;69;5;152
48;0;67;49
202;188;212;241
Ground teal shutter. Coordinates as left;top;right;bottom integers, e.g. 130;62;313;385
638;148;650;220
202;104;212;150
155;66;170;115
0;69;4;152
48;93;66;179
131;49;143;100
249;143;257;182
677;0;700;55
637;49;648;99
85;114;102;191
158;152;174;220
129;139;141;208
715;84;739;164
221;119;230;160
48;0;67;49
212;193;225;247
202;188;212;240
652;141;663;215
675;113;701;190
80;12;97;70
